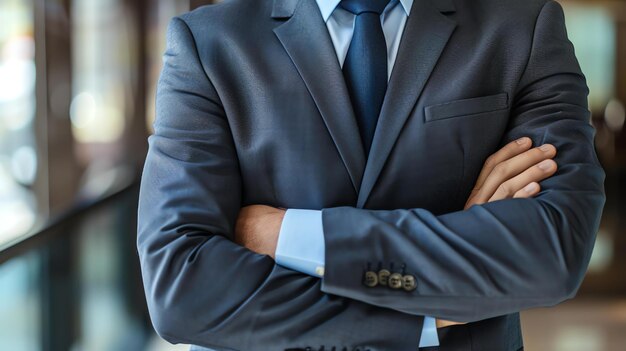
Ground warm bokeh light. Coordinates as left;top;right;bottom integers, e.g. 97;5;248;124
69;91;125;143
604;99;625;132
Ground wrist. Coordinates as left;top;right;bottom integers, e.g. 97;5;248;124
268;208;286;258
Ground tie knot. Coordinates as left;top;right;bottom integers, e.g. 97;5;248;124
340;0;391;15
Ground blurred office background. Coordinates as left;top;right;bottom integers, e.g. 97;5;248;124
0;0;625;350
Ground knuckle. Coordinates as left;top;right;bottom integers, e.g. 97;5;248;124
492;163;508;177
524;149;541;160
498;182;513;196
520;149;545;165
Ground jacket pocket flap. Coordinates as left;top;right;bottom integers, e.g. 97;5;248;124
424;92;509;122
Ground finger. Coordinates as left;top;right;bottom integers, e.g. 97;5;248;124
488;159;557;202
513;182;541;199
472;144;556;205
472;137;533;192
464;138;533;209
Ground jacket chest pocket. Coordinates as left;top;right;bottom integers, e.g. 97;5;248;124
424;92;509;122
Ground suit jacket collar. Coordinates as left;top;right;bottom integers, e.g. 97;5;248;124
272;0;454;18
271;0;299;18
357;0;457;207
314;0;415;21
273;0;367;195
272;0;457;207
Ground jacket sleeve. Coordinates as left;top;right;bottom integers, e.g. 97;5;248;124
137;16;425;351
319;0;606;323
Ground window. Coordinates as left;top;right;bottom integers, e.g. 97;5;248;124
0;0;37;245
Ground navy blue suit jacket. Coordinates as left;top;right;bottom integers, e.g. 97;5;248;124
137;0;605;350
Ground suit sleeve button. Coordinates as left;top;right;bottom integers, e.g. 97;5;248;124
388;273;403;289
378;269;390;286
402;274;417;291
364;271;379;287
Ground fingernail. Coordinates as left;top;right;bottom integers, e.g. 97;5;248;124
539;144;553;152
516;137;528;145
524;183;538;193
538;159;553;171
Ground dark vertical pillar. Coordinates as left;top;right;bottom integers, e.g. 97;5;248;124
612;20;626;295
122;0;151;332
39;231;79;351
34;0;80;216
617;24;626;106
123;0;149;170
34;0;80;349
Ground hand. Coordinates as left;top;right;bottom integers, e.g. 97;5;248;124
464;137;557;209
437;137;558;328
234;204;286;258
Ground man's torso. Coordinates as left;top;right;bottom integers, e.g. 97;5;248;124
179;0;549;349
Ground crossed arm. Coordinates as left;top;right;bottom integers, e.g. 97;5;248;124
236;137;559;259
235;137;560;328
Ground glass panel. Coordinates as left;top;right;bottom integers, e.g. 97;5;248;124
0;253;41;351
71;0;136;176
0;0;38;245
561;3;616;112
74;207;149;351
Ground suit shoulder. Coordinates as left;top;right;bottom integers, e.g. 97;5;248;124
473;0;551;21
456;0;556;34
178;0;271;31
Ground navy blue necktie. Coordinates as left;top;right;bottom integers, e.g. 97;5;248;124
340;0;390;156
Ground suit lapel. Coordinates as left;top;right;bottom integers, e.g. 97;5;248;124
273;0;366;195
357;0;457;208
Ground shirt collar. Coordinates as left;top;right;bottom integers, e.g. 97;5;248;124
316;0;413;22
